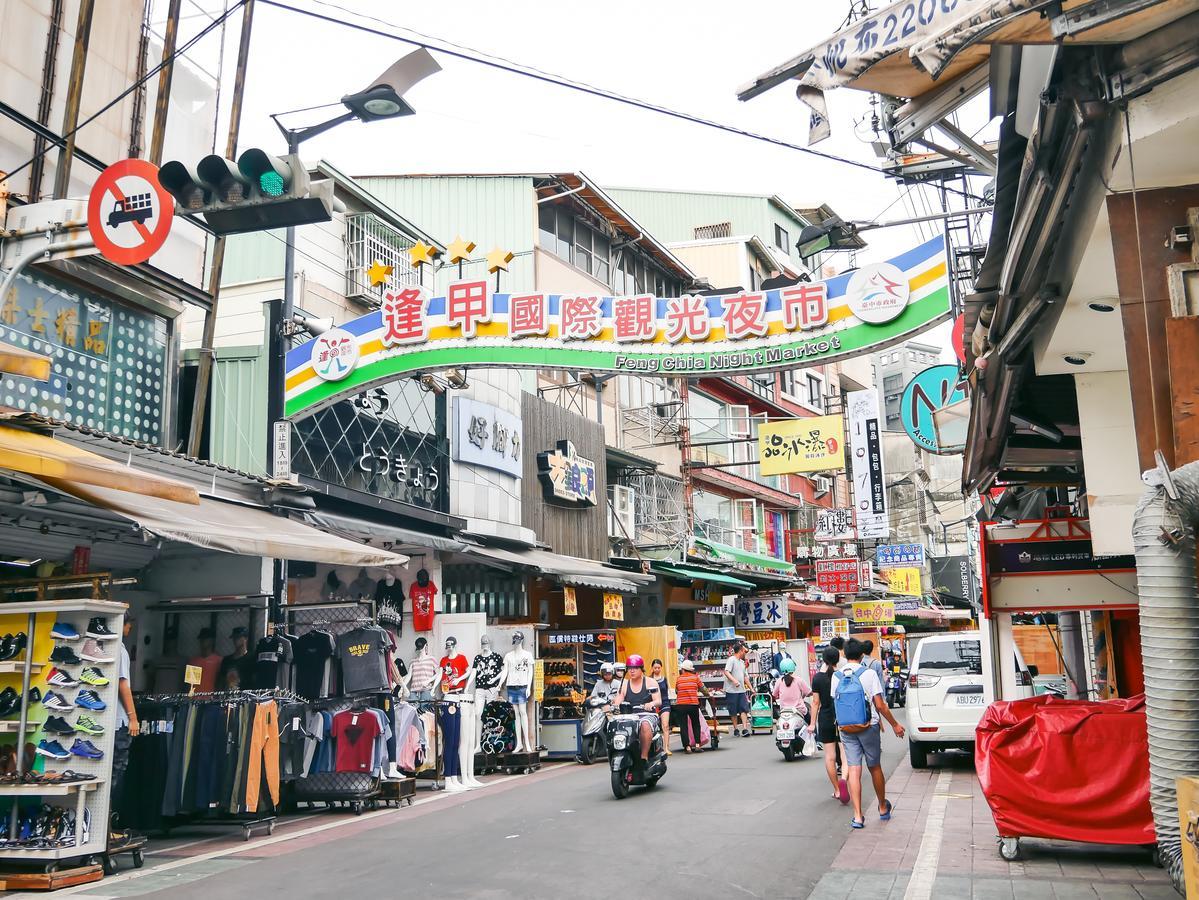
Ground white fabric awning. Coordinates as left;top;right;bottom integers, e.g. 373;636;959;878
464;543;653;593
44;480;409;568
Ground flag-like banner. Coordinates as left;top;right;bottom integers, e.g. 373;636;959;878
284;235;950;418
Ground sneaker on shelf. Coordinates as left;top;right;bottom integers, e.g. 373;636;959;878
0;687;17;717
74;715;104;736
35;739;71;760
78;639;112;664
50;621;80;642
49;645;84;666
70;739;103;760
79;667;109;687
42;716;76;735
46;668;80;688
27;687;40;704
0;634;12;662
74;690;106;711
42;691;73;712
85;618;118;641
0;633;27;662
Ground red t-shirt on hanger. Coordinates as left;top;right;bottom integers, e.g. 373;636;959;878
331;708;382;772
411;580;437;632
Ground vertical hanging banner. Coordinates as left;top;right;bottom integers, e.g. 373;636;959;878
563;585;578;616
847;389;888;539
602;592;625;621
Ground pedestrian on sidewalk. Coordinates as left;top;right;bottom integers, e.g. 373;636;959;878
862;639;885;682
650;658;673;756
829;635;845;663
673;660;709;753
811;646;849;804
723;641;753;736
833;638;905;829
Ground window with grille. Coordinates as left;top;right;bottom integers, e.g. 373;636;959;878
345;213;419;305
693;222;732;240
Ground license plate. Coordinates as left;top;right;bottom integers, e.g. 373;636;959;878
777;729;793;739
951;694;985;706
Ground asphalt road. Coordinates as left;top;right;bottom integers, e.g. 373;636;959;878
139;728;906;900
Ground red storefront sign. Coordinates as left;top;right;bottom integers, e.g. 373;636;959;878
815;558;860;595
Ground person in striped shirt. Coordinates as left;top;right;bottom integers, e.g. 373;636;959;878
673;660;710;753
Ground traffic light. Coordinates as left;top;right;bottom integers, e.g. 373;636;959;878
158;151;336;235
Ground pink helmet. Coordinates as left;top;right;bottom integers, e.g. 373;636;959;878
626;654;645;669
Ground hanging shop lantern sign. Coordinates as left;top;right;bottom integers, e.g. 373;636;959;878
757;414;845;475
563;586;578;616
537;439;597;507
283;235;951;418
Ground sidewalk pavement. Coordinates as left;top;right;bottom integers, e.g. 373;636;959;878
808;754;1175;900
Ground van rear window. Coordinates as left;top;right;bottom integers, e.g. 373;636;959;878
917;640;982;674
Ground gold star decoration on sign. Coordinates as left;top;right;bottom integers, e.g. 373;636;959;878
446;235;476;266
486;247;515;273
408;241;440;268
366;260;393;287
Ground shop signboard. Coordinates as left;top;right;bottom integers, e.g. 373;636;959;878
735;598;788;630
877;543;925;568
893;597;921;611
537;439;597;507
815;558;860;594
885;567;922;597
452;396;522;478
602;592;624;621
859;559;873;589
819;618;850;641
930;554;978;606
815;507;856;541
847;389;888;539
563;585;577;616
987;539;1135;575
283;235;952;418
757;415;845;475
900;364;967;454
272;421;291;479
852;600;895;625
533;659;545;702
699;596;737;616
546;632;602;644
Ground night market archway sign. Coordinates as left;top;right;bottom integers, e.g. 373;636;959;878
284;234;951;419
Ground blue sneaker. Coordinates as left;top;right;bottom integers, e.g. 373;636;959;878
41;691;73;712
74;690;106;711
50;621;80;642
35;739;71;760
70;739;103;760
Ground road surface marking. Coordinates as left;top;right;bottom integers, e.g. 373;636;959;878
902;769;953;900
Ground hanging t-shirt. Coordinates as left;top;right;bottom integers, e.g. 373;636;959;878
252;635;294;690
337;626;390;695
331;708;382;772
439;654;469;694
375;578;404;614
473;651;504;690
348;572;376;602
294;630;336;700
410;580;438;632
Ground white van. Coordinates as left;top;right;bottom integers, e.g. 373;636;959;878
905;631;1034;768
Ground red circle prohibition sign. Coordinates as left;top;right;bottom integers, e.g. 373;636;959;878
87;158;174;266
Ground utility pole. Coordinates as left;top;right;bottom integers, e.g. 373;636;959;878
52;0;95;199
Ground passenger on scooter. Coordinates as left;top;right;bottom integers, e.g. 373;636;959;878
589;662;620;708
613;654;661;769
772;658;812;718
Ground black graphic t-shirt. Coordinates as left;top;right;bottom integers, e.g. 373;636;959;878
294;630;336;700
252;635;294;690
336;626;389;694
473;651;504;689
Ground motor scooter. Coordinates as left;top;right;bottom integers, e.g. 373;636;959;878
577;696;609;765
774;703;814;761
605;703;668;799
887;669;908;708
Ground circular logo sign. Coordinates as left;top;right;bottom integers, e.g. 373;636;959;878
899;364;966;454
310;328;360;381
846;262;910;324
86;158;174;266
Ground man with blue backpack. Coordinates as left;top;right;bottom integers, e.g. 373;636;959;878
833;638;906;829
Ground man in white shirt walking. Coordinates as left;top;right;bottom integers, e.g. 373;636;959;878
723;642;753;737
833;638;905;829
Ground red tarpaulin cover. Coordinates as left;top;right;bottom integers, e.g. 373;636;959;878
975;694;1155;844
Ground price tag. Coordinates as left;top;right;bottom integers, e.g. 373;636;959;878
184;665;202;687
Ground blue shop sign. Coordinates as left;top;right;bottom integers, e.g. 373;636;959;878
735;598;788;629
877;543;925;568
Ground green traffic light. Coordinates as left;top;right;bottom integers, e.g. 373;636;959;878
259;171;286;196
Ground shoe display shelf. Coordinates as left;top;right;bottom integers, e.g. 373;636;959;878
0;599;124;867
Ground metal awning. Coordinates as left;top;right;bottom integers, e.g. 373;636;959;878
305;510;466;553
692;537;797;575
464;543;653;593
42;480;408;568
0;423;199;505
651;562;754;591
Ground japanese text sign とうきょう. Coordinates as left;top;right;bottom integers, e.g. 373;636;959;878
283;235;952;419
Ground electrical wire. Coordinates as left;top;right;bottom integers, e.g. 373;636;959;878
260;0;986;203
3;0;248;186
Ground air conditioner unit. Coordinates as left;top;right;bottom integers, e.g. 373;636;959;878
609;484;636;538
813;475;832;497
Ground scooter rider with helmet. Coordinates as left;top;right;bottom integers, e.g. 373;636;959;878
589;662;620;708
613;654;661;770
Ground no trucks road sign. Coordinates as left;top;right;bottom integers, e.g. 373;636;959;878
87;158;174;266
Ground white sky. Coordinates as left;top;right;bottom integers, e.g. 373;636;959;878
168;0;990;354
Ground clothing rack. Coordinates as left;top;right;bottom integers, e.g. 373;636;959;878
135;688;303;705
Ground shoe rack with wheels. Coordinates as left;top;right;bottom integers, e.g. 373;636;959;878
0;599;124;867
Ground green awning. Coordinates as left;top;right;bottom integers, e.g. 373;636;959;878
651;562;755;591
693;537;797;575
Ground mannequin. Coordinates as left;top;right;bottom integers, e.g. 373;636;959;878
472;635;504;752
439;637;482;790
405;637;438;702
499;631;535;754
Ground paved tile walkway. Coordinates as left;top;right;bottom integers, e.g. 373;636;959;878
808;755;1174;900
